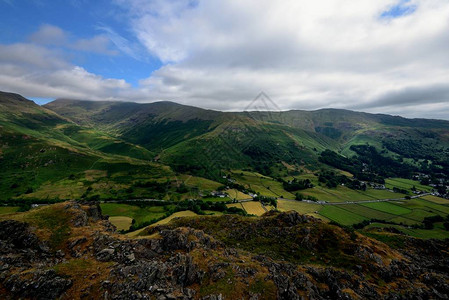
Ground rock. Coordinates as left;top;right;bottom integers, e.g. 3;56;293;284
71;210;88;227
275;211;313;226
97;248;115;261
4;269;72;299
125;252;135;263
86;203;102;221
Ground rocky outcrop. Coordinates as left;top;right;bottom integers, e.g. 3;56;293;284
0;220;70;299
1;205;449;299
4;270;72;300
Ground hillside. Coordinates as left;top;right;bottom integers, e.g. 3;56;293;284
2;91;448;203
0;92;176;201
1;202;448;299
45;97;449;180
2;91;449;239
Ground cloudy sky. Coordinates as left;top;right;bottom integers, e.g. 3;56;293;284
1;0;449;119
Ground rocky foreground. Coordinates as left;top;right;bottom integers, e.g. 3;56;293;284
0;202;449;299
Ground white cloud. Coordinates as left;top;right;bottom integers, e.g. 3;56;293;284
1;1;449;119
0;25;130;100
114;0;449;118
28;24;67;45
0;43;130;100
72;35;118;55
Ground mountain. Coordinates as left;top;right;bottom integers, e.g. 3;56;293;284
1;91;448;203
0;92;174;201
44;97;449;179
2;91;449;299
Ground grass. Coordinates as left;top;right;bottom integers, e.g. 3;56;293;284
339;204;396;220
4;204;73;250
400;209;441;222
180;175;223;191
305;186;378;202
231;170;295;198
365;222;449;239
128;210;198;237
388;216;420;226
225;189;251;200
395;199;449;214
277;200;322;214
423;195;449;204
204;210;224;215
227;203;245;210
385;178;432;192
100;203;173;226
108;216;133;231
53;258;113;299
152;210;197;225
202;197;232;202
241;201;267;216
319;206;368;226
360;202;412;215
0;206;20;215
358;189;406;199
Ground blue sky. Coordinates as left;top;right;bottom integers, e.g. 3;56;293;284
381;0;417;18
0;0;449;119
0;0;161;88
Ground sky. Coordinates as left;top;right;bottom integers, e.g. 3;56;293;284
0;0;449;119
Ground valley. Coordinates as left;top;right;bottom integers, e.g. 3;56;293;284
1;90;449;299
1;91;449;240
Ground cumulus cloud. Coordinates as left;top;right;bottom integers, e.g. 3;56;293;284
1;0;449;119
72;35;118;55
28;24;67;45
0;24;129;100
0;42;130;100
114;0;449;118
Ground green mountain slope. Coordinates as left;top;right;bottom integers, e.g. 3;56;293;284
45;97;449;180
2;91;448;202
0;92;174;201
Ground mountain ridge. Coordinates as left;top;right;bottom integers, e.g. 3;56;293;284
45;97;449;123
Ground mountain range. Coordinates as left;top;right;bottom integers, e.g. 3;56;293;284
2;90;449;299
1;90;449;202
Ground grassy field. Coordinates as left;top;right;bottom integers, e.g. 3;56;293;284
108;216;133;231
360;202;412;215
225;189;251;200
319;206;368;226
423;195;449;204
180;175;223;191
0;206;20;215
358;189;406;199
227;203;245;210
232;168;412;203
128;210;198;237
385;178;432;192
241;201;267;216
204;210;224;216
100;203;173;226
230;170;295;198
364;222;449;239
277;200;322;214
400;209;440;221
396;199;449;214
339;204;396;220
152;210;197;225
